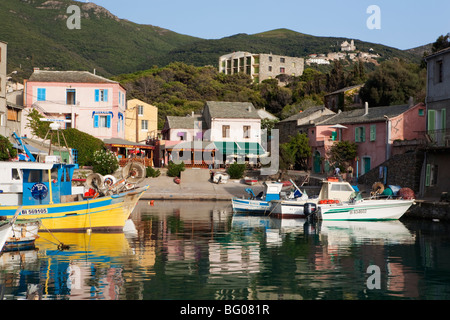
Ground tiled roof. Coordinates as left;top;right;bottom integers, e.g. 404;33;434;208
205;101;260;119
280;105;334;122
317;104;412;125
166;115;206;129
28;70;117;84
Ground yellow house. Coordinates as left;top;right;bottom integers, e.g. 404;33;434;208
125;99;158;143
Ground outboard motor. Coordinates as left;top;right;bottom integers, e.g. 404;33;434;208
304;203;318;221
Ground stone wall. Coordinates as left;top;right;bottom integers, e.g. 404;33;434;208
358;151;424;193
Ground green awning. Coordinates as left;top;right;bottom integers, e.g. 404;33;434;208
236;142;266;155
214;141;238;155
214;141;266;156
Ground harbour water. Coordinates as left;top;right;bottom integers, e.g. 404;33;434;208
1;200;450;301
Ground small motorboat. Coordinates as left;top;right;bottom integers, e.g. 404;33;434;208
244;177;258;185
213;172;229;184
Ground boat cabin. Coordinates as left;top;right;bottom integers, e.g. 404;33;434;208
0;162;79;206
317;178;356;202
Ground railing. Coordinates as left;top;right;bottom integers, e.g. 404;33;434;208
416;129;450;148
119;158;153;167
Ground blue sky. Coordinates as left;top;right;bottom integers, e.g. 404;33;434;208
88;0;449;50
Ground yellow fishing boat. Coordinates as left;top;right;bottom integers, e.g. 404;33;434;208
0;161;148;232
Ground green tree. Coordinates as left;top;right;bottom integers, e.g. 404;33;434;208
359;60;426;107
328;141;358;169
432;34;450;53
280;133;311;170
0;135;17;161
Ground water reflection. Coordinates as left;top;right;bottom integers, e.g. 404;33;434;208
1;200;450;300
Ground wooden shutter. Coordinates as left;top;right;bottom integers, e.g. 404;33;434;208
370;125;376;141
95;89;100;102
93;114;99;128
425;164;431;187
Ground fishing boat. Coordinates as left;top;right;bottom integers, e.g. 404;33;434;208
0;160;148;232
269;177;357;218
232;180;304;213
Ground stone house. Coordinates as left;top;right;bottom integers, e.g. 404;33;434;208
219;51;304;84
274;105;335;144
421;48;450;198
323;84;364;112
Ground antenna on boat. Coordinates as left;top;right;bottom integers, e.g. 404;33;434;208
40;118;73;163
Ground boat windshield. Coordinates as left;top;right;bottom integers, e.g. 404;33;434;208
349;192;363;202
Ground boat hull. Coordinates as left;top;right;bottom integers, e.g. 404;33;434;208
0;186;149;232
269;200;308;218
318;199;414;221
231;198;270;213
0;222;12;252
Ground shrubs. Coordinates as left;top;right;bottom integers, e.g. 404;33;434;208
227;163;245;179
146;166;161;178
167;161;185;177
91;149;119;175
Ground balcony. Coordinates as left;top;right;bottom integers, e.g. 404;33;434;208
416;129;450;148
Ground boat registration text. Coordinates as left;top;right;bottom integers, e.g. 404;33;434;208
350;209;367;214
21;208;48;215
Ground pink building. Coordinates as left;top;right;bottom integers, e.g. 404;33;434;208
308;103;426;176
22;70;126;140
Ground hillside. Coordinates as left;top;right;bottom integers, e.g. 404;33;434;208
0;0;420;80
0;0;199;78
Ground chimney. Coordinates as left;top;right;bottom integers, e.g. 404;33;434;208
248;105;252;112
408;96;414;107
364;102;369;115
33;67;40;72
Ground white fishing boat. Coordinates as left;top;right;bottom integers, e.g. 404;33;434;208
269;177;356;218
314;196;415;221
232;180;303;213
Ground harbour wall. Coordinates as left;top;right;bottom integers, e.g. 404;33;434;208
403;200;450;221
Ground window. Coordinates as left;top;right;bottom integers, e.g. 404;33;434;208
370;125;376;141
355;126;365;142
418;108;425;116
141;119;148;130
94;89;108;102
269;56;272;62
138;105;144;115
66;89;76;105
93;114;111;128
436;60;443;83
280;67;285;73
280;57;285;63
243;126;250;139
37;88;46;101
222;125;230;138
268;66;272;72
